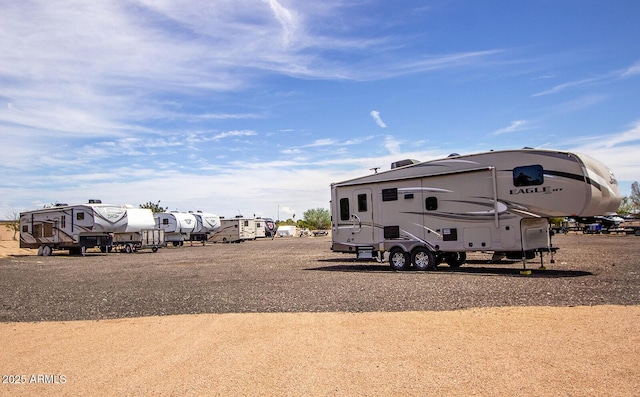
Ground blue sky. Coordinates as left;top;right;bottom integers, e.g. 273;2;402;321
1;0;639;220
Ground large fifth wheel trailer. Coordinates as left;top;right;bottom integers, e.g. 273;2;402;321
188;211;221;244
154;212;197;246
330;149;621;271
20;201;124;256
112;207;165;253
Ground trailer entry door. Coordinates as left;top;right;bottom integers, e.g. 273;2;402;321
351;189;374;243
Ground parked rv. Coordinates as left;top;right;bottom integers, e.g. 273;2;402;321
154;212;197;246
20;200;125;256
259;217;277;238
112;207;165;253
189;211;221;244
209;217;256;243
276;225;297;237
330;149;622;271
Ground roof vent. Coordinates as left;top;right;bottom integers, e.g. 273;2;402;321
88;199;102;204
391;159;420;169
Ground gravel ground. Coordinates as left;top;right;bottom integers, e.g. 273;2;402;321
1;234;639;396
0;234;639;322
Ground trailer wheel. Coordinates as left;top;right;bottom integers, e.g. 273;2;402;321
412;248;435;271
151;246;158;253
389;248;410;271
37;246;44;256
125;244;133;253
42;246;52;256
445;252;466;268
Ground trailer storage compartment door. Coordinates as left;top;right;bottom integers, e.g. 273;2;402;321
521;218;550;251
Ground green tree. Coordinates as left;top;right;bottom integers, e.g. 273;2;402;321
139;200;167;213
302;208;330;230
617;197;634;215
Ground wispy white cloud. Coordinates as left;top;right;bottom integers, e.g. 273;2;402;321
384;135;401;154
212;130;258;140
622;62;640;77
566;120;640;183
302;138;338;148
532;60;640;97
370;110;387;128
532;76;602;97
490;120;529;135
551;95;607;114
263;0;300;48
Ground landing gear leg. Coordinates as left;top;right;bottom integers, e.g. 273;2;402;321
538;250;546;271
520;252;531;275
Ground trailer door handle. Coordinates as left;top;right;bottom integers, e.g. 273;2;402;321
350;214;361;232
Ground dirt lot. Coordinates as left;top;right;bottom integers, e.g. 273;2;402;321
1;231;639;396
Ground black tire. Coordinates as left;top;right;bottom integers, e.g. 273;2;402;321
389;248;410;271
42;246;52;256
445;252;466;268
411;247;435;271
125;244;133;254
151;246;158;253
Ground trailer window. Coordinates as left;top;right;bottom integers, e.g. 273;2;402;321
162;219;169;225
382;188;398;202
357;194;368;212
76;212;85;221
425;197;438;211
340;198;350;221
513;165;544;187
61;215;66;228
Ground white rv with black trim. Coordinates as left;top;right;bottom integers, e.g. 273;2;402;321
330;149;621;271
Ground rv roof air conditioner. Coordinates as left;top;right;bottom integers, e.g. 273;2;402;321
88;199;102;204
391;159;420;169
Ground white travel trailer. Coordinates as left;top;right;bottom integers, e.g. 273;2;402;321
276;225;297;237
331;149;621;271
112;207;165;253
209;217;256;243
20;200;126;256
189;211;221;244
154;212;197;246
